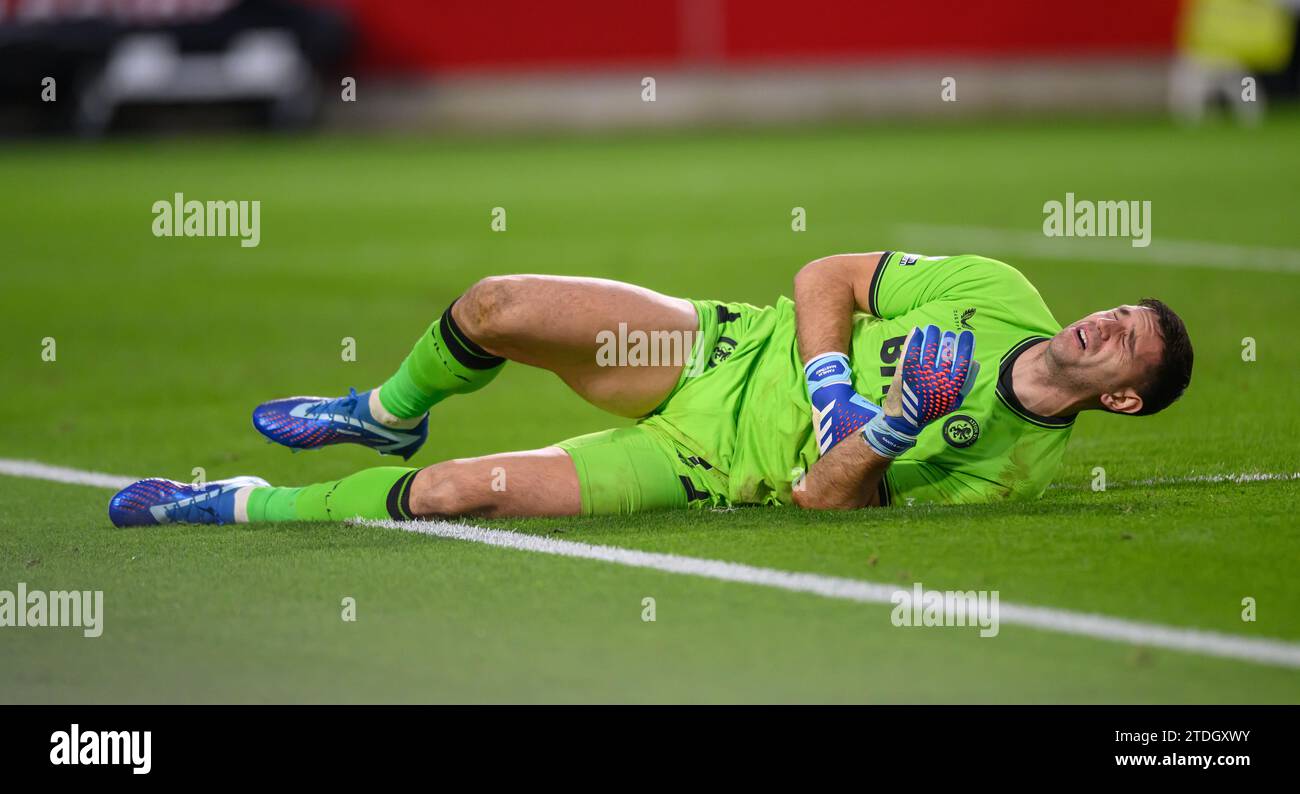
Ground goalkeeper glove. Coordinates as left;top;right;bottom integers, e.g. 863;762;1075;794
805;352;882;455
861;325;979;459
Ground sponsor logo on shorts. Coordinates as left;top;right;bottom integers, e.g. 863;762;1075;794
942;414;980;448
708;336;737;369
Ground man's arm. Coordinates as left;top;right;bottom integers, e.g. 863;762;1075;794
792;432;891;509
793;253;892;509
793;253;886;361
793;253;980;509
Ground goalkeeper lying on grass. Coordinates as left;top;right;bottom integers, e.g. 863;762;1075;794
109;251;1193;525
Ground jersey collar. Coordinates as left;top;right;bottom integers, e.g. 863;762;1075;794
996;337;1075;429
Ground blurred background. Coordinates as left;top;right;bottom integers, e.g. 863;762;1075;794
2;0;1297;135
3;2;1300;704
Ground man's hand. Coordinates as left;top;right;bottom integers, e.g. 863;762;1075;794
805;352;883;455
861;325;979;458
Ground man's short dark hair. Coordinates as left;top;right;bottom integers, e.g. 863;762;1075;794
1132;298;1193;416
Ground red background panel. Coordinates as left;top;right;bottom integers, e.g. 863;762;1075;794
342;0;684;73
315;0;1183;74
723;0;1183;62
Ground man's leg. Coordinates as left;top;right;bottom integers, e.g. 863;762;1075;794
446;275;699;417
238;421;712;522
408;448;581;517
243;447;581;522
112;277;712;527
109;446;590;526
253;274;701;457
378;274;699;421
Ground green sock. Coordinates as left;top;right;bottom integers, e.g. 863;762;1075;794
378;301;506;419
244;467;421;523
245;485;303;522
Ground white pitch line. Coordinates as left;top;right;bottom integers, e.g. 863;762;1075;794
0;458;135;490
362;518;1300;671
896;223;1300;274
5;456;1284;497
4;457;1300;670
1050;471;1300;491
1122;471;1300;486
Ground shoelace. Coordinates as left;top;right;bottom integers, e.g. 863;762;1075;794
163;485;221;523
304;387;360;419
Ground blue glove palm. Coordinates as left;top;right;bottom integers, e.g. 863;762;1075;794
862;325;979;458
805;353;882;455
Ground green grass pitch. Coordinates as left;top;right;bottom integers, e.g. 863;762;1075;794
1;113;1298;703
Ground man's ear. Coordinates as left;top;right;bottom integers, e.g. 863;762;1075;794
1100;388;1144;414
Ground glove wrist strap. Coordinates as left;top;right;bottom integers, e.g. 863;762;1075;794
804;352;852;397
861;412;917;459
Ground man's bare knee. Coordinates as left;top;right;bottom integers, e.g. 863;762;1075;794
409;461;491;517
456;275;529;347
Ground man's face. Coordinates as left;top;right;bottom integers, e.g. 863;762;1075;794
1045;304;1165;413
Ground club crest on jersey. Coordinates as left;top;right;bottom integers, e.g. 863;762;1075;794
953;307;976;330
942;414;980;448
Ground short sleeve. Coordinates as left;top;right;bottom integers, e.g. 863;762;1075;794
867;251;1040;319
882;459;1010;507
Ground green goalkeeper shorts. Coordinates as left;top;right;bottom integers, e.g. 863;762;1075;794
555;298;774;516
555;425;719;515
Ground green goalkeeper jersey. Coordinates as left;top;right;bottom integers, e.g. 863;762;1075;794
643;251;1074;507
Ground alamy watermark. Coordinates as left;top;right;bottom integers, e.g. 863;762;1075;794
890;582;999;637
152;192;260;248
50;724;150;774
595;323;705;375
1;582;103;637
1043;192;1151;248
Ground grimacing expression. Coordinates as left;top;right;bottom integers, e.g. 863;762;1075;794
1046;305;1165;411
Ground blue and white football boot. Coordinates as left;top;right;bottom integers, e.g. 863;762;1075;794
251;388;427;460
108;475;269;528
